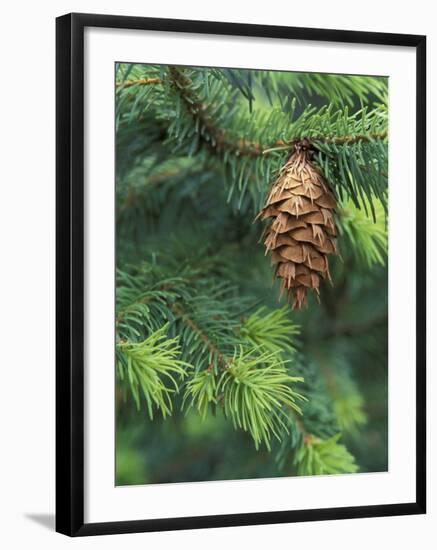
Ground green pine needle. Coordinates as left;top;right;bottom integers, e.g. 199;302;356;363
218;347;305;451
240;306;300;355
182;369;217;420
294;434;358;476
117;324;189;419
339;196;388;267
333;393;367;436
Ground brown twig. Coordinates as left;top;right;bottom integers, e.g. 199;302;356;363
167;66;268;157
171;303;228;369
320;131;387;145
116;77;162;89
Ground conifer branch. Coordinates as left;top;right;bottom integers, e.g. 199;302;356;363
172;303;229;369
167;65;267;157
294;433;358;475
116;325;188;418
321;131;387;145
119;67;386;157
263;131;388;154
116;77;162;88
167;66;388;159
116;280;180;325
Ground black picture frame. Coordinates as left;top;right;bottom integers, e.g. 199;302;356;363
56;12;426;537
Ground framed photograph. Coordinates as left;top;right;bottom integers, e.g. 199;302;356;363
56;13;426;536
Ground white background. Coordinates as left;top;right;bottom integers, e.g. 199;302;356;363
0;0;435;548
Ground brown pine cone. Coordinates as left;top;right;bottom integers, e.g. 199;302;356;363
258;139;338;309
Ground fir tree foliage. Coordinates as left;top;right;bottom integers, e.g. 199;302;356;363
117;325;188;418
115;62;389;483
339;196;387;267
294;434;358;476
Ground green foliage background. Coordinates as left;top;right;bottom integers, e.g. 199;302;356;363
115;63;388;485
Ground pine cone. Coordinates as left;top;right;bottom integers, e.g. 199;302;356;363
258;139;338;309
